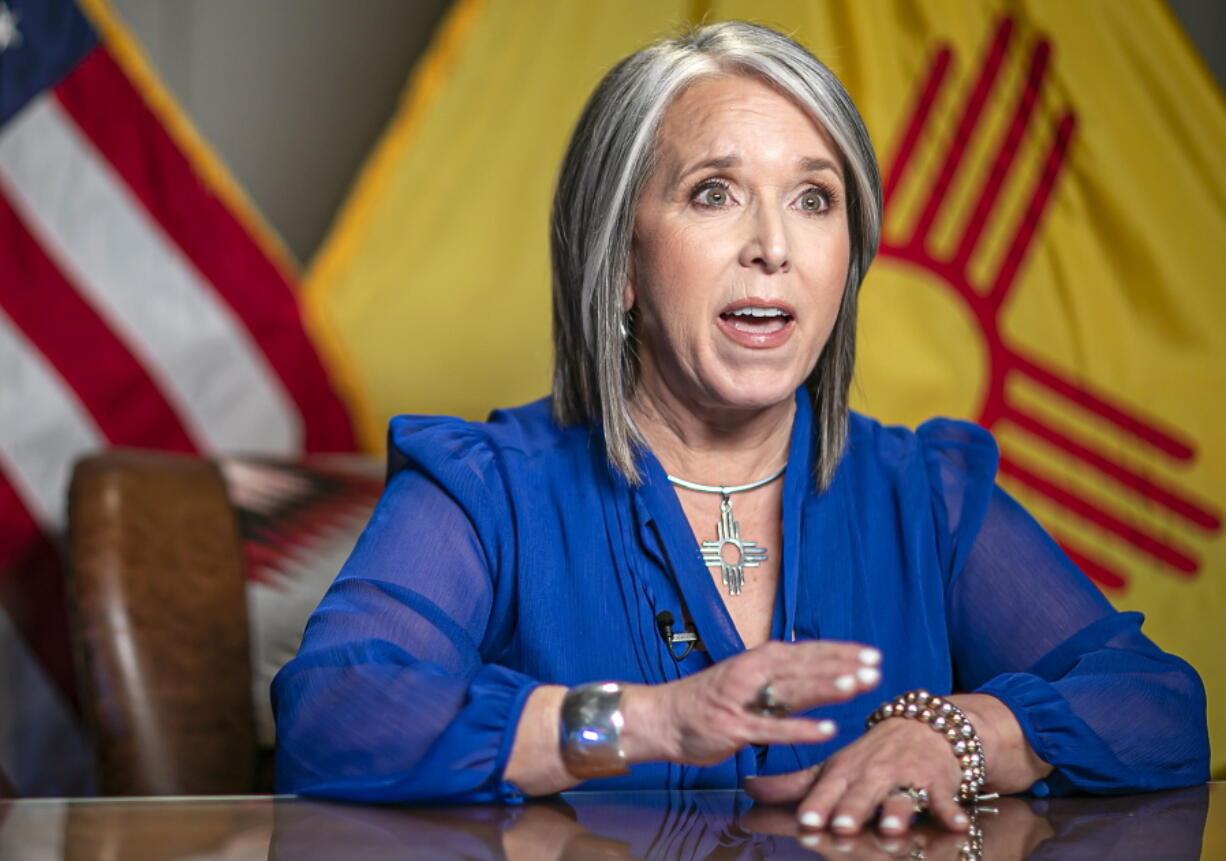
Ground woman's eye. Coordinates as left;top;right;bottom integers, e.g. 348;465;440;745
797;189;828;212
694;184;732;207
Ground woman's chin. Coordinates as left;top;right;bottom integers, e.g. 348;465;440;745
700;376;802;416
637;353;809;420
700;347;815;411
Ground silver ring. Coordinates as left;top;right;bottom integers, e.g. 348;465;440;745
746;682;790;717
894;784;930;813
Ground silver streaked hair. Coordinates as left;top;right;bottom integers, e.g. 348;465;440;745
551;20;882;488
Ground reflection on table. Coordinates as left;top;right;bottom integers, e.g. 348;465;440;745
0;784;1215;860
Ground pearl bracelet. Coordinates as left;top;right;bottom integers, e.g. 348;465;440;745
864;689;988;804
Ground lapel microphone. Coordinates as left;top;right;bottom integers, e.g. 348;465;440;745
656;610;703;661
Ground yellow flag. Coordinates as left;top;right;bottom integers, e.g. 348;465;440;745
305;0;1226;776
304;0;696;446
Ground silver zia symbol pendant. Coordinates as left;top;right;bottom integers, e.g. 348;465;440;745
699;493;768;596
667;465;783;597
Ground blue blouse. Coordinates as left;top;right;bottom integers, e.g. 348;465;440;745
272;390;1209;803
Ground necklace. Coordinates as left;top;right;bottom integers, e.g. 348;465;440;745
666;465;785;596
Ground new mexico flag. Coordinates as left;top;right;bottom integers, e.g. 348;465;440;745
305;0;1226;775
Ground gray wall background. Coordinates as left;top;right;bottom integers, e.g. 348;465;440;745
110;0;1226;268
109;0;451;267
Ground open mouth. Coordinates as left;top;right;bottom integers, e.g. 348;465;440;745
719;305;794;335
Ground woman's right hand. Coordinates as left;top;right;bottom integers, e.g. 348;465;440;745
620;640;882;767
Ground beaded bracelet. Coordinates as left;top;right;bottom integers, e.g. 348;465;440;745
864;689;988;804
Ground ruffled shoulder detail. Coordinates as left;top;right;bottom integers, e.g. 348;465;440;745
387;397;566;477
388;413;501;482
915;418;1000;581
384;413;517;581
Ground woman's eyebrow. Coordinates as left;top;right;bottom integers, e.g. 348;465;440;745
674;154;740;183
800;156;842;178
673;154;842;183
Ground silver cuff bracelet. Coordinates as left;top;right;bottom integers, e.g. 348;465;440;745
559;681;630;779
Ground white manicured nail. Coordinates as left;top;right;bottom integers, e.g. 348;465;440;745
880;815;903;832
800;833;820;847
859;647;881;666
817;719;836;735
835;674;855;691
954;812;969;826
857;666;880;685
881;841;901;852
832;815;855;831
800;810;823;828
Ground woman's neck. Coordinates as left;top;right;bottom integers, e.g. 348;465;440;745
628;380;796;487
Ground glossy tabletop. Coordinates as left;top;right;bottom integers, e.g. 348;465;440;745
0;785;1221;859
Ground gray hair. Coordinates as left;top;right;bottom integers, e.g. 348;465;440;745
551;20;882;488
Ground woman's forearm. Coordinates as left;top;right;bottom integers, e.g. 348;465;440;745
505;683;674;795
948;693;1052;794
504;685;579;795
504;640;873;795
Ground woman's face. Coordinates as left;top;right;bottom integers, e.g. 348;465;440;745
628;74;851;417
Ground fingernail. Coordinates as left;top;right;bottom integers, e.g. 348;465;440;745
856;666;880;686
880;815;903;831
832;814;855;832
953;812;969;827
817;719;836;735
799;810;823;828
881;841;901;852
859;647;881;666
835;674;855;691
800;833;820;847
835;839;854;852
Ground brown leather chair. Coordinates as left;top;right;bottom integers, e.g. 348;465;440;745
66;450;261;796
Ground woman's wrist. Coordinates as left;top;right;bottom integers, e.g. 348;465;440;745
946;693;1052;793
506;685;583;796
618;683;678;764
545;682;678;781
866;689;988;803
559;682;632;777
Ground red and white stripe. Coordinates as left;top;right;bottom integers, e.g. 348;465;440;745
0;43;354;796
0;95;300;458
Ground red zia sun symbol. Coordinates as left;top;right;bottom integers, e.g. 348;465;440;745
873;17;1221;591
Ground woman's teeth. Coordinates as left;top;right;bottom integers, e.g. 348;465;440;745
727;307;787;318
721;307;792;333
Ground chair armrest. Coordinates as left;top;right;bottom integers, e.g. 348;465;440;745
67;449;257;795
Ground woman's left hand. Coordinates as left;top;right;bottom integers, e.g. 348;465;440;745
743;709;973;836
745;692;1050;836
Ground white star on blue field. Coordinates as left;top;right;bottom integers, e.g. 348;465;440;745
0;2;22;54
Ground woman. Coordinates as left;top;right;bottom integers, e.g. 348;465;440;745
273;21;1208;836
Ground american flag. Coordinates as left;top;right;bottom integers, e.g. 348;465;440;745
0;0;355;794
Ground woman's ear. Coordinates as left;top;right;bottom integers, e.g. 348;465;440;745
622;253;636;312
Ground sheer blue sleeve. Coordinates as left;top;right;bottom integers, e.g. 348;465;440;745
272;421;539;803
920;421;1210;796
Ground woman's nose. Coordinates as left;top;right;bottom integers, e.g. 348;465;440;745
739;202;790;273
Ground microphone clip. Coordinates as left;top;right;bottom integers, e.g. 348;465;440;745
656;610;704;661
